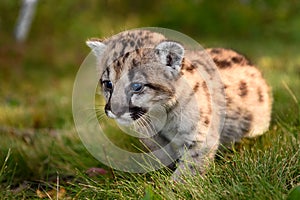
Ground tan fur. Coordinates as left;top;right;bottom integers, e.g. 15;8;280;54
207;48;272;139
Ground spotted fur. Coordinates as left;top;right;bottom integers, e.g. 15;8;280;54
86;30;272;180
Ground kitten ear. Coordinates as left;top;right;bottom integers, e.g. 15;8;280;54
155;41;184;72
86;39;106;60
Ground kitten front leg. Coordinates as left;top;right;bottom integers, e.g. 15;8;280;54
171;142;219;181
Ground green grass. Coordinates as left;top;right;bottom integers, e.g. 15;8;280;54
0;124;298;199
1;1;300;199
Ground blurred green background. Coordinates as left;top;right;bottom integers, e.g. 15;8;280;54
0;0;299;197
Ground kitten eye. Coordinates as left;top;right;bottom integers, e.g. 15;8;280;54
102;80;113;91
130;82;144;93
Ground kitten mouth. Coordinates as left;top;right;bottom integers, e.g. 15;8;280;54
116;118;132;126
129;107;147;120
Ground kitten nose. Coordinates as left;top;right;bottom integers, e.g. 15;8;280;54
105;102;127;118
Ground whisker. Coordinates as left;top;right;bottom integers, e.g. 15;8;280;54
134;114;151;137
76;104;106;123
138;114;157;137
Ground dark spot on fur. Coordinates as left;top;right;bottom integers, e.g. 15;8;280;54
111;42;116;49
204;117;210;125
137;39;142;47
184;64;196;72
122;52;130;63
202;81;212;115
116;60;121;67
241;113;253;134
211;48;222;54
257;87;264;102
124;52;130;58
181;58;197;73
130;41;135;47
187;141;196;149
231;56;243;64
193;82;200;92
202;81;209;95
189;82;200;97
132;58;139;67
119;45;126;57
239;81;248;97
213;58;232;68
113;60;122;80
191;152;199;158
231;55;252;66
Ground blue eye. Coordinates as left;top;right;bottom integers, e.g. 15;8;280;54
130;82;144;93
102;81;113;91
